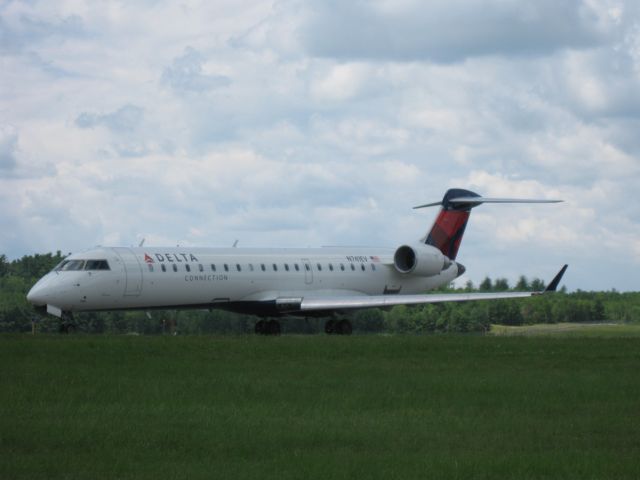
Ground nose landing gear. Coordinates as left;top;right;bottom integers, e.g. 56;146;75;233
59;312;77;334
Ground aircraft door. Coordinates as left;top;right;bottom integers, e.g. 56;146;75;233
302;258;313;285
112;247;143;296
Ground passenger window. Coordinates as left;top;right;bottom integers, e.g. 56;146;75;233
329;264;334;271
185;264;191;272
261;264;266;272
211;264;216;272
224;264;229;272
294;264;300;271
317;263;322;271
361;264;366;271
350;264;355;271
340;263;345;271
236;264;242;272
273;264;278;272
305;264;310;271
284;264;290;271
172;264;178;272
161;264;166;272
198;264;204;272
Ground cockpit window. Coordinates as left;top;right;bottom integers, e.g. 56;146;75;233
54;259;110;271
59;260;85;271
53;260;67;271
85;260;110;270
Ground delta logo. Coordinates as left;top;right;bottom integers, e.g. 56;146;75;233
144;252;200;263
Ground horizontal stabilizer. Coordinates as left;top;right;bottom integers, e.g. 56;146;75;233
414;197;562;209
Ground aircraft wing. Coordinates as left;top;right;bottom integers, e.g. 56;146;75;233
298;291;534;312
278;265;568;313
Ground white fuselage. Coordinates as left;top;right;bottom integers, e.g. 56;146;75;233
27;245;460;316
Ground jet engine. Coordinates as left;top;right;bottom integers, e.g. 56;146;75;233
393;244;451;276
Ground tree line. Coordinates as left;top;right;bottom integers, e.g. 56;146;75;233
1;252;638;334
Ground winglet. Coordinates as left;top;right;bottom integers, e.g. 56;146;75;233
543;264;568;293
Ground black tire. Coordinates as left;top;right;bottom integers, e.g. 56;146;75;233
337;319;352;335
325;319;336;335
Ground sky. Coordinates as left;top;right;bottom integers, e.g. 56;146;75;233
1;0;639;291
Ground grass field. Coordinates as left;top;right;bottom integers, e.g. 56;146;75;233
490;322;640;337
2;333;640;479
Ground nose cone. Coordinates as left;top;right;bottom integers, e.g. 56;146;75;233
27;275;55;306
27;284;47;306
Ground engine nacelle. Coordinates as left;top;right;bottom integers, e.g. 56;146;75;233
393;244;450;276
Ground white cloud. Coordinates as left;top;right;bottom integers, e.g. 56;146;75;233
76;104;144;132
0;126;19;172
310;63;376;102
1;0;639;291
162;47;231;94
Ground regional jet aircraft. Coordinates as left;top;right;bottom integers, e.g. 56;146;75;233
27;188;567;334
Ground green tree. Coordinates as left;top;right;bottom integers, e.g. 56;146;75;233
479;277;493;292
531;278;545;291
592;299;605;321
0;254;8;277
494;278;509;291
352;309;385;333
515;275;529;291
488;300;523;326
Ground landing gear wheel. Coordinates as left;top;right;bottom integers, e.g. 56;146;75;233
255;320;266;335
325;319;336;335
59;312;76;334
59;323;76;334
337;319;352;335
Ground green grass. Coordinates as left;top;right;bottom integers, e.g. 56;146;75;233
2;334;640;479
490;322;640;337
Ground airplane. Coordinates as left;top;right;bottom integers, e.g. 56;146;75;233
26;188;568;334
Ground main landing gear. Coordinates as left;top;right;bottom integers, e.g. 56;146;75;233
59;312;77;334
325;319;352;335
255;319;281;336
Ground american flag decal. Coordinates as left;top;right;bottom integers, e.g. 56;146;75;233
144;253;154;264
370;256;380;263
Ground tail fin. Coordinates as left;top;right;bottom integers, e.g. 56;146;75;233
416;188;562;260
